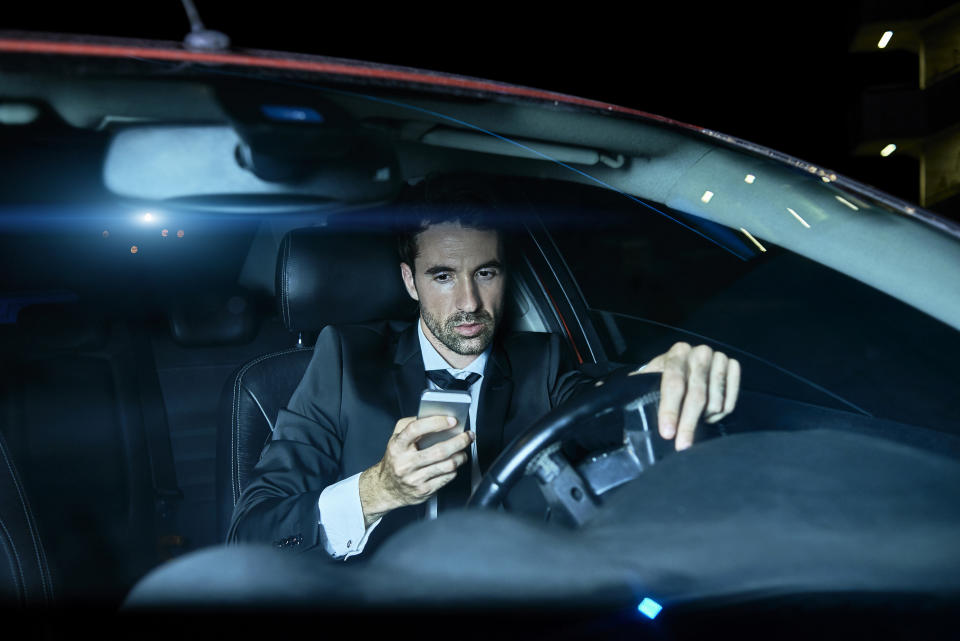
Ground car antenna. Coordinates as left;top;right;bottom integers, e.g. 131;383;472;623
180;0;231;52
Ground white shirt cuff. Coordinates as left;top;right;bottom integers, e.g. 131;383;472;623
317;472;382;560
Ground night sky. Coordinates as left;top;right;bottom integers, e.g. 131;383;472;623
4;2;952;217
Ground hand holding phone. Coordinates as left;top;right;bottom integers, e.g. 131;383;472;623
416;389;471;450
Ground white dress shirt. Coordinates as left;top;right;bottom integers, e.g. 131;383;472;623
316;319;489;560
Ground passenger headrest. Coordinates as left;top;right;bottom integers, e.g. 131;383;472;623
276;227;417;332
168;289;261;347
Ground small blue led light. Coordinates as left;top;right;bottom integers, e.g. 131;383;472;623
260;105;324;123
637;597;663;619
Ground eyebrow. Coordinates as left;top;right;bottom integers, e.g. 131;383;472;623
423;260;503;276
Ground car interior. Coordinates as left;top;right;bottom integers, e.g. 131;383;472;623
0;199;560;607
1;51;959;634
0;140;614;606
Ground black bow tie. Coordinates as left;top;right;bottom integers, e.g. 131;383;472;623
425;370;481;391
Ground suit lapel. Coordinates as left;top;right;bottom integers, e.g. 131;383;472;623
385;323;427;525
477;339;513;476
392;323;425;420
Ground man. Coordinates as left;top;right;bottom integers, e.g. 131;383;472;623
228;202;740;560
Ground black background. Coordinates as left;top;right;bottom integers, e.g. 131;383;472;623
4;2;957;219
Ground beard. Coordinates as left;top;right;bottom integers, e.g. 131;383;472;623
420;307;497;356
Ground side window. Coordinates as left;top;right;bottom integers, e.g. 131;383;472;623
546;201;960;434
550;209;760;329
547;202;767;373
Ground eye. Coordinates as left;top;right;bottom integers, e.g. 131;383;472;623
433;272;452;283
476;268;499;280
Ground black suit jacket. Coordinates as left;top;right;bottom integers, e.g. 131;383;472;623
227;320;596;556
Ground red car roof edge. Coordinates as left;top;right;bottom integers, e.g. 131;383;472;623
0;36;702;131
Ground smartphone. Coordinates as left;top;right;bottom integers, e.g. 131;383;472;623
416;389;471;450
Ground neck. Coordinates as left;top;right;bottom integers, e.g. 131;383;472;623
419;317;479;370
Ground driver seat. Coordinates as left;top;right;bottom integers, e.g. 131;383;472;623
215;227;416;541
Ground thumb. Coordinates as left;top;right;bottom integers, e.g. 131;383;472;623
639;353;666;374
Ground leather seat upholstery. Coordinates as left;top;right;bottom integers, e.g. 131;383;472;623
0;428;55;607
215;227;417;541
0;303;159;603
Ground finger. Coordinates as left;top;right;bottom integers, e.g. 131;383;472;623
724;358;741;414
419;471;458;498
675;346;712;450
392;416;417;435
396;415;457;449
410;453;468;486
657;343;691;439
400;469;460;504
706;351;729;416
705;358;741;423
415;430;474;466
639;352;666;374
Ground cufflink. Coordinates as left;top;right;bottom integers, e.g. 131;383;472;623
273;534;303;549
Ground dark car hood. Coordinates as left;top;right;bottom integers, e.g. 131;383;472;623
126;428;960;610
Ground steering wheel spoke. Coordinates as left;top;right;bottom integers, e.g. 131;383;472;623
575;430;651;497
469;369;673;526
527;444;600;527
529;402;662;526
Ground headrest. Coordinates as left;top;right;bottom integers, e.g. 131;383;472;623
168;289;260;347
276;227;417;332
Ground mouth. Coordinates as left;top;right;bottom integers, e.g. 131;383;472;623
453;322;485;337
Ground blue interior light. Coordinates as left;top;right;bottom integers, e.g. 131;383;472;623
260;105;324;123
637;597;663;619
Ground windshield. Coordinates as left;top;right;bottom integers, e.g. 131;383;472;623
1;41;959;624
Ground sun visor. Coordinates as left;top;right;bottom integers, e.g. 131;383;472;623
103;98;402;203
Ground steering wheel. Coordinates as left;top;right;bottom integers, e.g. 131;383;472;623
467;367;670;525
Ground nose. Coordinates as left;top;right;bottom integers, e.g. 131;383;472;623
455;276;481;312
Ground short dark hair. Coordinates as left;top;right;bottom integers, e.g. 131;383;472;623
396;173;502;270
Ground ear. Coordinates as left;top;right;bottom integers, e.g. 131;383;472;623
400;262;419;301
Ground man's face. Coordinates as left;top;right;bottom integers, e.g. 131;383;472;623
400;222;505;359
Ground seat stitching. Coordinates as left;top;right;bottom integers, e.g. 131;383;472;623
244;388;275;431
284;236;290;328
0;438;51;603
232;348;304;501
231;347;310;505
278;236;285;328
0;517;26;607
280;236;290;329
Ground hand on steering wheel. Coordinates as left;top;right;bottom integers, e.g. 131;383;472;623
469;368;667;515
642;342;741;450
